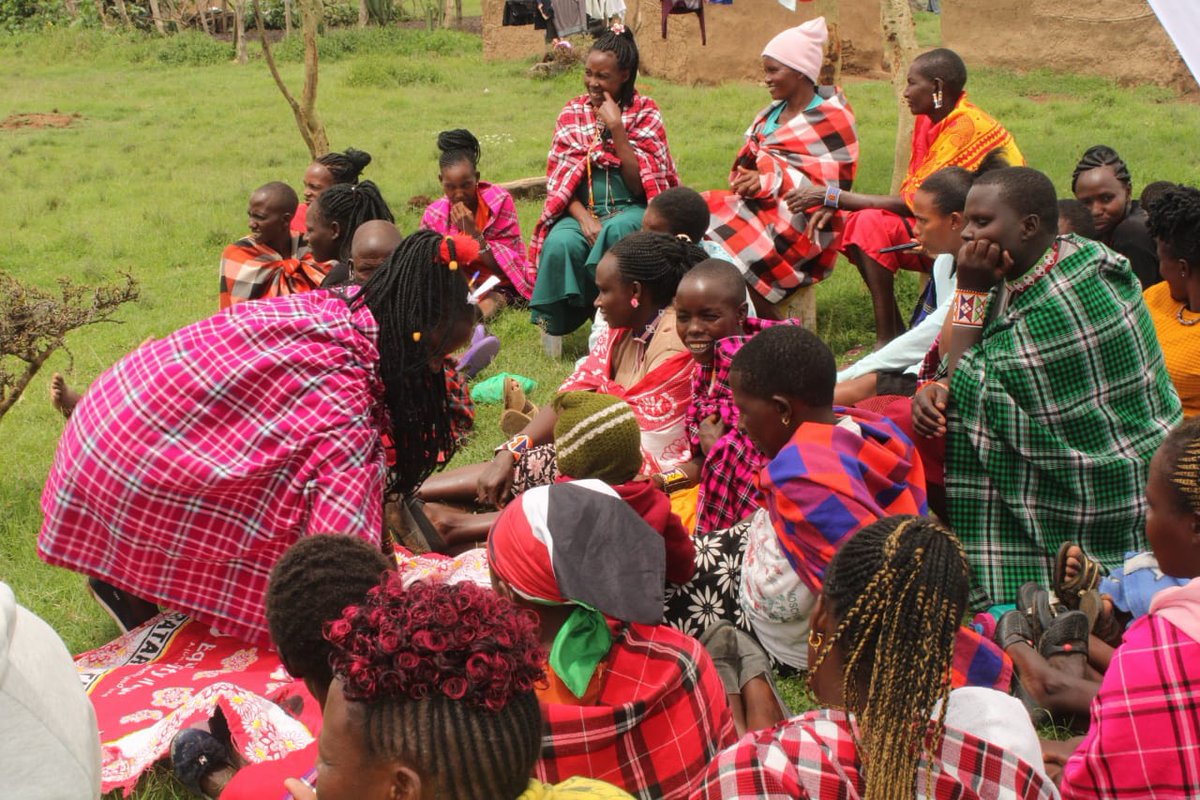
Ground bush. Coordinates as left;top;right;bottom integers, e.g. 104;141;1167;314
153;30;232;65
0;0;72;32
344;55;443;87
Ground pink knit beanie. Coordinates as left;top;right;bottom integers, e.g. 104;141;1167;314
762;16;828;84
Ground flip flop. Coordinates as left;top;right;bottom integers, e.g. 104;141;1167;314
392;498;446;555
456;334;501;380
500;408;534;436
1039;609;1090;660
994;609;1035;651
1054;541;1104;610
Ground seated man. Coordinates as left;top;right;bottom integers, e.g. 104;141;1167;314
913;167;1181;608
219;181;329;310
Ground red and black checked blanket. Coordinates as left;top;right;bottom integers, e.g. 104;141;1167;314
536;622;735;800
218;234;329;311
704;88;858;303
529;93;679;267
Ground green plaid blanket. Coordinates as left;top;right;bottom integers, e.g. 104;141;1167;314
946;235;1182;608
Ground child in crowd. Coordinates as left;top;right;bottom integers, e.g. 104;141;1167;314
420;129;532;317
662;259;789;534
1058;198;1097;238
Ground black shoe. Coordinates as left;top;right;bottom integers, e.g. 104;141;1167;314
87;577;157;634
171;728;230;798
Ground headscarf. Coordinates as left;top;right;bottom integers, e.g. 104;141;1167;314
761;16;828;84
488;481;666;698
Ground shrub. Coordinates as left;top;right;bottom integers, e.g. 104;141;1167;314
344;55;443;87
153;30;232;66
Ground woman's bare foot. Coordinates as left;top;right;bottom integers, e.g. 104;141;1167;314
1063;543;1084;583
49;373;82;419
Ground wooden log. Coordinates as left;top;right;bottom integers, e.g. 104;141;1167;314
497;176;547;201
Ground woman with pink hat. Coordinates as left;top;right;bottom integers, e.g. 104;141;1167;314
702;17;859;320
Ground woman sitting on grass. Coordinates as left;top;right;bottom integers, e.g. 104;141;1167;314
39;231;478;644
420;128;532;316
488;483;735;799
528;27;679;337
291;147;373;234
418;231;704;515
1071;145;1159;289
693;515;1056;799
283;579;636;800
702;16;859;319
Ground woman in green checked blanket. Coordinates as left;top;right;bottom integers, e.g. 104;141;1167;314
912;166;1181;609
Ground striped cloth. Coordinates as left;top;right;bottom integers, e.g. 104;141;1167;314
217;234;329;310
1062;577;1200;798
693;708;1057;799
528;93;678;267
39;290;389;644
946;235;1182;607
420;181;533;299
537;622;736;800
703;87;859;302
758;407;928;595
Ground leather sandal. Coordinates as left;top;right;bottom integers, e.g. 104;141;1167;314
1055;541;1104;611
994;609;1036;651
1039;609;1090;660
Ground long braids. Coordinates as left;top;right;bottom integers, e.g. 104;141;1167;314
351;229;472;496
608;230;707;307
315;180;395;265
591;28;639;107
1071;144;1132;193
316;147;372;184
808;515;969;800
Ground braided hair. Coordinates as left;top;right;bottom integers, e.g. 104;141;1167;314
1160;417;1200;514
1071;145;1132;193
810;515;969;800
351;229;474;496
326;579;547;800
591;27;639;107
316;147;372;184
608;230;707;307
314;179;395;265
1146;184;1200;266
265;535;392;691
437;129;482;172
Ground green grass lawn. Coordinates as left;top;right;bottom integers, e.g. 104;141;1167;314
3;21;1200;798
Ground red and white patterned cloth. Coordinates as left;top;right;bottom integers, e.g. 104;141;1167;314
39;290;389;645
692;708;1057;799
529;92;678;267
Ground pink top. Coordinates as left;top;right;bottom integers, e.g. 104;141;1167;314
420;182;532;299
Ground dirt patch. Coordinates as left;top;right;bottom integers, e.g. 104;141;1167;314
1;112;80;130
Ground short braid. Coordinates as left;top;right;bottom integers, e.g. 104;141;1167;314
1162;417;1200;514
809;515;969;800
1071;145;1132;192
1146;184;1200;266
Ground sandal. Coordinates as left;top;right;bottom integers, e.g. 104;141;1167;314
1039;609;1090;660
1054;541;1104;611
500;377;538;436
170;728;229;799
994;609;1036;651
1080;590;1125;648
1016;582;1060;641
390;498;446;555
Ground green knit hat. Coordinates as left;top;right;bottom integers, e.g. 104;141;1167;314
553;391;643;484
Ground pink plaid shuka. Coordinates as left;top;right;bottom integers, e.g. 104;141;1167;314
39;290;389;645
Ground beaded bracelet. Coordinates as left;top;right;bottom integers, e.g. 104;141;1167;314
493;434;532;462
823;185;842;209
952;289;989;328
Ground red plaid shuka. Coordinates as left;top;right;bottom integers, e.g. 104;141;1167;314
537;622;736;800
693;708;1057;799
1062;578;1200;798
218;234;330;310
529;93;679;267
704;88;858;303
686;318;796;534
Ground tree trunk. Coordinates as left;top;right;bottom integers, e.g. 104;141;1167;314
880;0;919;194
63;0;79;20
92;0;110;27
358;0;368;26
147;0;166;33
112;0;132;27
234;0;248;63
283;0;294;36
253;0;329;159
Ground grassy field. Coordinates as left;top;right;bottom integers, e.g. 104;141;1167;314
3;18;1200;798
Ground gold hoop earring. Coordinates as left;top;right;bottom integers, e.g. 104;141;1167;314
781;415;791;427
808;629;823;649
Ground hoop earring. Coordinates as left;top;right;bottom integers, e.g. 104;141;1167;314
781;414;790;427
630;297;639;309
808;629;823;649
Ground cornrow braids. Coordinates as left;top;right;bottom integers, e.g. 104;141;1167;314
1146;184;1200;266
317;147;372;184
437;128;481;171
809;515;969;800
264;534;392;690
591;27;639;107
1071;145;1132;193
350;229;473;496
608;230;707;307
1161;417;1200;514
326;579;547;799
315;179;395;265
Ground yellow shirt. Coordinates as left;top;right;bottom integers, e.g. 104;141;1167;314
1144;281;1200;417
518;776;636;799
